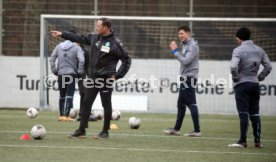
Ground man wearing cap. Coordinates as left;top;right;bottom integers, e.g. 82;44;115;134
228;27;272;148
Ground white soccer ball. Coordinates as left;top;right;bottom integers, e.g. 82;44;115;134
30;124;46;140
91;109;104;120
128;117;141;129
26;107;38;118
111;110;121;120
69;108;78;119
89;113;98;121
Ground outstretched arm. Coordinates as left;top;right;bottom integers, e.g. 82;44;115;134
51;30;93;45
51;31;62;38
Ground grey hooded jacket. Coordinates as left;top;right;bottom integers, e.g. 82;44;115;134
50;40;85;75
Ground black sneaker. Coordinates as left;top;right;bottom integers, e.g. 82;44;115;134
68;129;86;139
93;131;109;139
255;142;264;148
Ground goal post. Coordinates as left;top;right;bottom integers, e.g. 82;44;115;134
40;14;276;114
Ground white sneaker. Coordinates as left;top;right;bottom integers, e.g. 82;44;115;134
184;131;201;137
228;143;247;148
163;128;180;136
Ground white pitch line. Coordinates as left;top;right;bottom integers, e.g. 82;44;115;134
1;130;276;143
112;133;276;143
0;144;275;156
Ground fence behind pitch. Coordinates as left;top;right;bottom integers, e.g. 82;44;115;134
39;15;276;114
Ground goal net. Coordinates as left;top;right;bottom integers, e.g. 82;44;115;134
40;15;276;115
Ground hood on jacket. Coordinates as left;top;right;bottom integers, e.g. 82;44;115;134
60;40;74;50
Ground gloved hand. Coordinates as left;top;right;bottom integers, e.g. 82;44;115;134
171;48;179;56
170;41;178;56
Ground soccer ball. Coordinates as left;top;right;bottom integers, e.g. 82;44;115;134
30;124;46;140
111;110;121;120
89;113;98;121
26;107;38;118
69;108;78;119
128;117;141;129
91;109;104;120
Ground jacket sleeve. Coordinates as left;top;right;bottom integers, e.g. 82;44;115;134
114;40;131;79
230;49;240;81
49;45;58;74
176;44;198;66
76;46;85;75
81;46;90;74
258;49;272;81
61;31;94;45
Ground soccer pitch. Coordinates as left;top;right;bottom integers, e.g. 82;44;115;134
0;109;275;162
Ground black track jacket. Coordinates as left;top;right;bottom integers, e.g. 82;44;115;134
61;30;131;79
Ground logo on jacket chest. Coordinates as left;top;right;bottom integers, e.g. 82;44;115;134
95;41;100;47
100;42;111;53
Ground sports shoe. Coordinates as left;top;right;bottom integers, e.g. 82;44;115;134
64;116;74;122
93;131;109;139
163;128;180;136
68;129;86;139
184;131;202;137
228;141;247;148
58;116;66;121
255;142;264;148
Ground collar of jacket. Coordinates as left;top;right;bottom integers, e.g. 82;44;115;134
182;38;194;45
241;40;253;45
101;29;114;38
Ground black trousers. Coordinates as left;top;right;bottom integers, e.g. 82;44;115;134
79;78;113;132
174;77;200;132
77;75;86;116
234;82;261;143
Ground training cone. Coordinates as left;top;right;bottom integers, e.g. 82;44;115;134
20;134;31;140
110;124;119;130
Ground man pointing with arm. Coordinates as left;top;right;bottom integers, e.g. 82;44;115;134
52;17;131;139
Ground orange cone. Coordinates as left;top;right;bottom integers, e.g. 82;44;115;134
20;134;31;140
110;123;119;130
